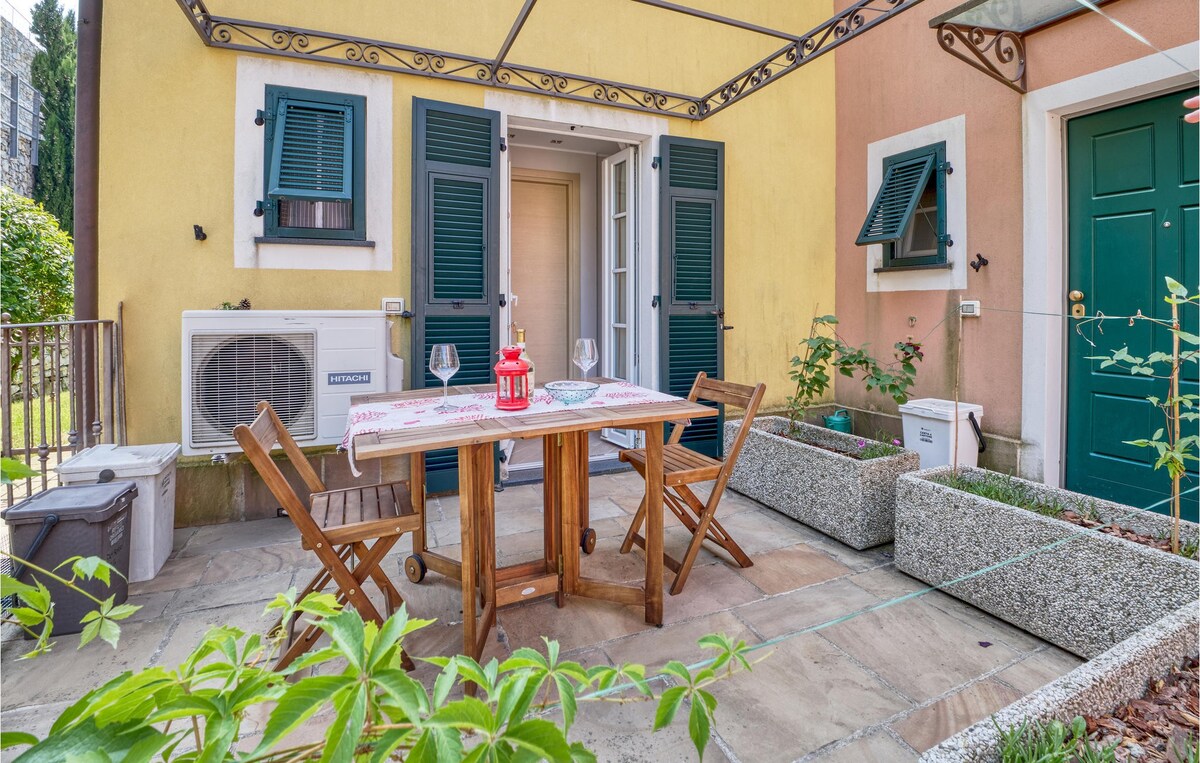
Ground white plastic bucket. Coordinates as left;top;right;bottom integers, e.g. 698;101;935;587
898;399;985;469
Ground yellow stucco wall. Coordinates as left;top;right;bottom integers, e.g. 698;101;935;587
99;1;836;445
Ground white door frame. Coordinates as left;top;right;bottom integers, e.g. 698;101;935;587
600;146;639;448
1019;43;1199;486
486;92;668;394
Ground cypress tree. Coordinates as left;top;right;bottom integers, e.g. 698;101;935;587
30;0;76;234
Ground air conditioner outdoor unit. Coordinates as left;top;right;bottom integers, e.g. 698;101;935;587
181;310;404;455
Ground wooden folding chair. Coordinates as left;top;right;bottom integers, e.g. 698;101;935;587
233;401;422;671
618;372;766;595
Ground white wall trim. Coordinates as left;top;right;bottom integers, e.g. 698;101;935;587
484;91;668;394
234;56;393;271
1020;42;1199;485
865;115;968;293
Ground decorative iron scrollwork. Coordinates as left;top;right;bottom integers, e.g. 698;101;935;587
936;23;1027;93
174;0;920;120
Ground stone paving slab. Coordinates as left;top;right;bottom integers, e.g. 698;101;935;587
1;470;1086;761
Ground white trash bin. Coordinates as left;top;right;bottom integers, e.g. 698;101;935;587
57;443;182;582
898;399;985;469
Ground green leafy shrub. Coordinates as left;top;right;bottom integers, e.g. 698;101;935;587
0;188;73;325
0;554;753;761
786;315;923;429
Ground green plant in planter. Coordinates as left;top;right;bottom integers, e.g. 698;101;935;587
0;552;754;761
1089;277;1198;554
785;315;924;434
996;716;1115;763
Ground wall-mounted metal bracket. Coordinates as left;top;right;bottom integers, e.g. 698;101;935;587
935;23;1026;93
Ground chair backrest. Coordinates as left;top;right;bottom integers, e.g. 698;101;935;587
672;372;765;495
232;402;328;534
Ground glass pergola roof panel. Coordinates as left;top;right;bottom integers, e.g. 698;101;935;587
929;0;1090;33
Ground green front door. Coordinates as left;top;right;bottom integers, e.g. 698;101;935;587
1065;89;1199;520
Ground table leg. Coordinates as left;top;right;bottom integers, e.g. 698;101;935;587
410;452;428;555
543;434;565;607
458;444;479;664
559;432;584;597
644;422;664;626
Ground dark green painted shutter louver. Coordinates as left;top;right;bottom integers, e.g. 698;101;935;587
855;151;936;246
673;200;714;303
660;137;725;458
425;110;493;168
413;99;501;493
268;97;354;201
432;178;486;300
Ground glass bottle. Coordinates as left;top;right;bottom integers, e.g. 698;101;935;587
515;328;536;393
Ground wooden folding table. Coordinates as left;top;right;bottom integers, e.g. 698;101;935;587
348;384;717;662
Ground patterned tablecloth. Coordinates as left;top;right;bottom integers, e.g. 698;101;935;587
341;381;682;473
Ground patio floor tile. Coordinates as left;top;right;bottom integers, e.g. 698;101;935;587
735;577;879;640
169;571;296;615
603;610;759;674
994;645;1084;695
806;730;918;762
734;542;854;595
177;517;299;556
715;633;911;762
498;597;648;654
199;543;313;585
127;554;210;595
660;561;765;624
0;618;170;707
820;600;1020;702
891;678;1025;752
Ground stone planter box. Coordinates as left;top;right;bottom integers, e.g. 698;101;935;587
920;604;1200;763
724;416;920;549
896;465;1200;659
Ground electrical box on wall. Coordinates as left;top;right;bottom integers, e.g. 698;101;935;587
381;298;405;314
960;300;981;317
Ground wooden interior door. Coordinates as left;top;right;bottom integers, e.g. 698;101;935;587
510;173;574;382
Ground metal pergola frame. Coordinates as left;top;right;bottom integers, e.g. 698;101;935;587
176;0;922;120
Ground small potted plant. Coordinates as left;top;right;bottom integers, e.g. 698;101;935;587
725;315;923;549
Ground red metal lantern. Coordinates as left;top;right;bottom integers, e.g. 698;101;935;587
494;346;531;410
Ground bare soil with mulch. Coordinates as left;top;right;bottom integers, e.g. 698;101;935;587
1085;657;1200;762
1059;509;1196;559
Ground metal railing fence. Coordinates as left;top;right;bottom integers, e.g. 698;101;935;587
1;315;125;508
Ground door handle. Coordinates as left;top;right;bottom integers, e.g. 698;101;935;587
710;308;734;331
1068;290;1085;318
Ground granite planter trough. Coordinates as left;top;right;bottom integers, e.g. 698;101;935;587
895;465;1200;659
920;604;1200;763
724;416;920;549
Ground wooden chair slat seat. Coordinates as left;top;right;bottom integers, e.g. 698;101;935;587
233;401;420;672
618;444;723;486
619;372;766;595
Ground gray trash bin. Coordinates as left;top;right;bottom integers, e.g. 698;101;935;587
2;481;138;636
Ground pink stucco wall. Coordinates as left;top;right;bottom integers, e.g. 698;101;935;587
833;0;1197;467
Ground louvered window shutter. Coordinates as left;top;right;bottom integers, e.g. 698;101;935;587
412;98;501;492
659;137;725;458
856;147;938;246
268;97;354;201
262;86;365;240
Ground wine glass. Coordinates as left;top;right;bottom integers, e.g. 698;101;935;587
573;338;598;383
429;344;460;412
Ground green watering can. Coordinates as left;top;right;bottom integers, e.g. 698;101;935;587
823;408;852;433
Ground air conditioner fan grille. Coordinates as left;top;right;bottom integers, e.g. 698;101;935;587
190;332;316;446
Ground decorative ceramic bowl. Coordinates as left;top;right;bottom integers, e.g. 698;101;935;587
544;380;599;404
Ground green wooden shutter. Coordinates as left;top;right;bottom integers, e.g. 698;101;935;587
659;137;724;457
268;97;354;201
855;147;937;246
412;98;500;493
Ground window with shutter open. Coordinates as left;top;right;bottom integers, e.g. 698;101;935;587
262;86;366;241
857;142;949;269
